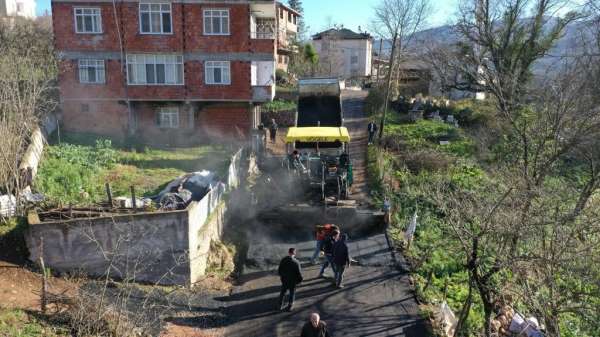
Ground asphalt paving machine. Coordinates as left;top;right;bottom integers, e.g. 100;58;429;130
284;78;353;203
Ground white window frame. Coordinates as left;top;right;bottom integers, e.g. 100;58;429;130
203;9;230;36
205;61;231;85
74;7;102;34
126;54;184;86
139;3;172;35
78;59;105;84
157;107;180;129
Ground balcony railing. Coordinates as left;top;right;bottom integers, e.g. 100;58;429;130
251;31;275;39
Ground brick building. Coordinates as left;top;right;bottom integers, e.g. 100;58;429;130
53;0;294;146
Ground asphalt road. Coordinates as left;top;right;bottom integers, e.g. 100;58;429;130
205;91;430;337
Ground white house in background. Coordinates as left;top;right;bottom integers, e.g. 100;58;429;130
0;0;36;18
312;28;373;80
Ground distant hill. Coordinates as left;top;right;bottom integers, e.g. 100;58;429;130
373;19;595;73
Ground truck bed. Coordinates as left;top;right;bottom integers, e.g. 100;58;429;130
297;95;343;127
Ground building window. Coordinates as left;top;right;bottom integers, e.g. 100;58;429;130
139;3;172;34
79;59;105;84
288;12;292;23
81;104;90;112
157;107;179;128
293;15;297;25
351;55;359;65
205;61;230;85
16;2;24;13
204;9;229;35
126;54;184;85
279;9;283;19
74;8;102;33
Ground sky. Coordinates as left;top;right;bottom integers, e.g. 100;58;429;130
36;0;460;29
301;0;459;36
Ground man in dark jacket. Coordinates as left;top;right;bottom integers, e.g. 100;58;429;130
301;313;331;337
367;120;378;145
269;119;278;143
278;247;303;311
318;230;340;278
332;234;350;288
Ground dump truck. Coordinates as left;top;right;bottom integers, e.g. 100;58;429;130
285;78;353;202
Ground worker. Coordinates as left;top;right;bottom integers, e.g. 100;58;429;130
269;118;278;143
367;120;378;145
278;247;303;311
289;150;304;173
332;234;350;288
311;224;339;264
383;197;391;225
339;151;349;169
318;230;340;278
300;313;331;337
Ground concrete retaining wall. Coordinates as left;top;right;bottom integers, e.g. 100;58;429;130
26;148;246;286
27;209;192;285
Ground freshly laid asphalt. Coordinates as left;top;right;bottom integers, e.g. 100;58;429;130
205;91;430;337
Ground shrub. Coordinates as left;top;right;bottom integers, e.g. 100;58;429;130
399;150;453;174
451;99;496;127
262;99;296;112
0;217;29;263
275;69;289;85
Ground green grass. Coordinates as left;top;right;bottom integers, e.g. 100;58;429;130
386;119;476;157
0;309;68;337
369;107;491;333
35;133;233;205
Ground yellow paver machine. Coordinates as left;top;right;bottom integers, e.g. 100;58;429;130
284;126;353;202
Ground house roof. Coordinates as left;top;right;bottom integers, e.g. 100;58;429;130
276;2;302;17
312;28;372;41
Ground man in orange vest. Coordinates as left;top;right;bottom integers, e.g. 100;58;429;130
310;224;339;264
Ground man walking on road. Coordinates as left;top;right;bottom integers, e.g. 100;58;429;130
332;234;351;288
318;230;340;278
367;120;378;145
269;118;278;143
278;247;303;311
301;313;331;337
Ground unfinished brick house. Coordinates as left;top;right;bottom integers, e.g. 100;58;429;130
52;0;298;146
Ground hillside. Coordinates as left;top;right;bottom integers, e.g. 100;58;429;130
373;18;595;73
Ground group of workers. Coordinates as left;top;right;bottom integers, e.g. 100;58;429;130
277;224;351;336
257;119;279;144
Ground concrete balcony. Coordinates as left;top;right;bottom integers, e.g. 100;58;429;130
252;85;275;102
277;29;298;53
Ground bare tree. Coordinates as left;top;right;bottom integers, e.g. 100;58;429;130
371;0;431;139
0;18;57;213
422;2;600;336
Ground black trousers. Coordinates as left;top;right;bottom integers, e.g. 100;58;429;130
279;284;296;307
